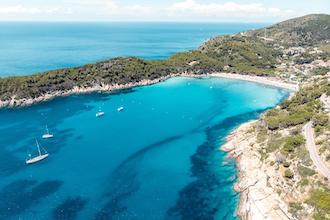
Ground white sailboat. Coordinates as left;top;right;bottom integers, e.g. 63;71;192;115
26;140;49;165
42;125;54;139
96;108;105;117
117;106;124;112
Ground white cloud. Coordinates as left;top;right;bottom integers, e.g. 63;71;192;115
171;1;265;13
100;1;153;16
0;5;72;15
0;5;41;14
96;0;296;21
0;1;298;22
167;0;295;20
60;0;153;18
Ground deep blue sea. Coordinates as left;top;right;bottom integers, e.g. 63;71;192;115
0;22;288;220
0;22;266;76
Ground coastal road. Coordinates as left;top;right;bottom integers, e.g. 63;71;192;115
303;122;330;179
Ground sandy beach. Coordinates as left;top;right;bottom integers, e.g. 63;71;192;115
210;73;299;92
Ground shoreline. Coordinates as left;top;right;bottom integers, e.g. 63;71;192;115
210;73;299;92
0;72;298;109
222;121;292;220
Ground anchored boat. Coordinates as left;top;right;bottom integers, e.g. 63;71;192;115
96;110;105;117
42;125;54;139
96;107;105;117
26;140;49;165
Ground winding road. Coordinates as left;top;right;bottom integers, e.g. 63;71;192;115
303;122;330;179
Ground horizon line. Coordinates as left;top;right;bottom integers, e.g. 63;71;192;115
0;20;273;24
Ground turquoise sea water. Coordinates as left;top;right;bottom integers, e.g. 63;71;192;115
0;77;289;219
0;22;266;76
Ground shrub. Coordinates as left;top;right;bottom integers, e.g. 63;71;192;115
266;136;284;153
283;161;290;167
308;188;330;219
289;202;303;213
313;113;329;127
290;126;302;135
314;125;323;134
266;109;280;117
282;135;305;153
313;67;330;76
298;165;316;176
284;169;294;178
299;178;309;187
265;116;281;130
326;154;330;161
256;127;268;143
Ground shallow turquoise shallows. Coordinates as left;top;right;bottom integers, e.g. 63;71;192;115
0;77;289;220
0;22;266;76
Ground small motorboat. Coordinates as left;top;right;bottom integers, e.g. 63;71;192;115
117;106;124;112
26;140;49;165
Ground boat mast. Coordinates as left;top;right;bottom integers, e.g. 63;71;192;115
46;125;49;134
36;139;42;156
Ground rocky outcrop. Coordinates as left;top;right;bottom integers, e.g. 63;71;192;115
222;121;292;220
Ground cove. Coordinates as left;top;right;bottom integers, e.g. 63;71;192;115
0;77;289;219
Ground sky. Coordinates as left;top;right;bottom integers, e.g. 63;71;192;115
0;0;328;22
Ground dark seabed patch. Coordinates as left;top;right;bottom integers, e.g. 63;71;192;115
94;109;227;219
167;110;265;220
0;179;63;219
95;135;185;219
52;197;88;220
95;108;268;220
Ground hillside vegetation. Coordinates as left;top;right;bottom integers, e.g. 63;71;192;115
198;35;280;75
248;14;330;46
255;75;330;219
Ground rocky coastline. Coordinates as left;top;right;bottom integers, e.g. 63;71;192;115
0;74;180;108
222;121;292;220
0;72;297;109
